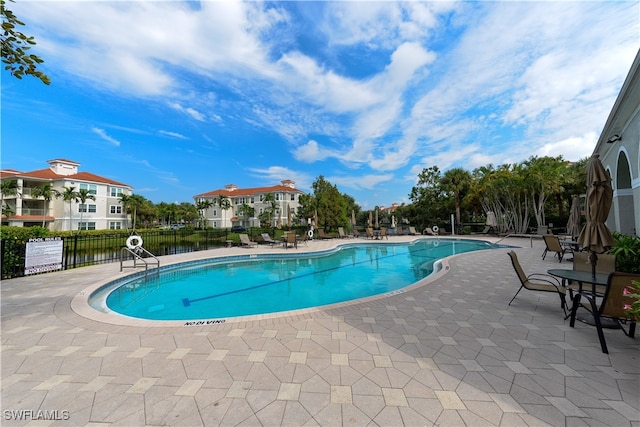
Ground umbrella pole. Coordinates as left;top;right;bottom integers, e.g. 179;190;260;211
589;251;598;278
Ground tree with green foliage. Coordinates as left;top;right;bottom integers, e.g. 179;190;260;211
1;179;20;217
30;183;59;228
408;166;447;230
76;188;96;233
1;0;50;84
237;203;255;226
441;167;472;233
60;186;78;231
311;176;348;232
523;156;566;227
260;193;277;228
195;199;214;228
216;195;231;228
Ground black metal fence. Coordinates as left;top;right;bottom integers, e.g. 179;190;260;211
1;228;261;280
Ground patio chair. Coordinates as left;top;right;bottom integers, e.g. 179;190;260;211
568;252;616;297
569;272;639;354
239;233;258;248
284;231;297;249
380;227;388;240
542;234;572;262
352;229;361;238
260;233;278;247
507;251;567;315
365;228;374;239
338;227;347;238
408;226;419;235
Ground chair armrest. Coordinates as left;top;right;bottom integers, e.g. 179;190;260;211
529;273;562;287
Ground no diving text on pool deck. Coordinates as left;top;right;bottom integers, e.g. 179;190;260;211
183;318;226;327
24;237;63;275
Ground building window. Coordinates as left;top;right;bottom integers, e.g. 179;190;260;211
250;197;254;204
79;183;97;195
79;204;97;213
276;193;280;201
290;194;295;201
110;187;123;197
110;205;122;214
259;194;264;201
109;221;122;229
78;222;96;230
213;209;217;216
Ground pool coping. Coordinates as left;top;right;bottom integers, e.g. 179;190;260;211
71;237;496;328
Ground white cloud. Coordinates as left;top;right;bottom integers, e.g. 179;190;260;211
330;174;394;191
169;102;206;122
91;127;120;147
248;166;313;190
158;130;188;140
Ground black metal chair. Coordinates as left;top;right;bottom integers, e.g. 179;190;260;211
507;251;567;315
569;272;639;354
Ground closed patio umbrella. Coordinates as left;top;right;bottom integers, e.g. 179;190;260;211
351;209;356;228
375;208;379;229
577;154;614;277
368;211;372;227
287;204;291;228
566;196;582;240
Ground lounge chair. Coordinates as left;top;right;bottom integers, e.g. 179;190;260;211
352;229;361;238
239;233;258;248
260;233;278;247
338;227;347;238
542;234;572;262
317;229;331;239
408;226;419;235
423;227;438;236
569;272;639;353
507;251;567;314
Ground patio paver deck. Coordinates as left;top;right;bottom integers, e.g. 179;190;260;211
2;236;638;426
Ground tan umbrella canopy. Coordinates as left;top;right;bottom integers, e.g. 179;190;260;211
276;212;282;229
351;210;356;228
287;204;292;228
577;154;614;276
566;196;582;240
314;210;318;230
368;211;372;227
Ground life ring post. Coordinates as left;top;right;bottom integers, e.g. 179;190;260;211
126;235;144;250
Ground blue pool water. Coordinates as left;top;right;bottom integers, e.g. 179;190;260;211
96;239;497;321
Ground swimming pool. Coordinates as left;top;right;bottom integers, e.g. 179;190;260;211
91;239;497;321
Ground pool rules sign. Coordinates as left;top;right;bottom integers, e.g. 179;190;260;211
24;237;63;275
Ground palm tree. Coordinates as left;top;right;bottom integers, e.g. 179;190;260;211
263;193;277;228
30;183;59;228
120;194;146;231
1;179;20;218
441;168;472;233
216;195;231;228
195;199;214;228
60;186;78;231
76;188;96;233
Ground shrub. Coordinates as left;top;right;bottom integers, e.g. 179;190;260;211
608;232;640;274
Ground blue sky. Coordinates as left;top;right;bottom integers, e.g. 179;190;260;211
2;1;638;209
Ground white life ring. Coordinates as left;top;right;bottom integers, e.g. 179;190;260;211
432;225;439;233
308;229;314;238
126;235;143;250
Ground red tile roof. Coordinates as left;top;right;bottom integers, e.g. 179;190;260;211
195;184;305;198
1;168;131;187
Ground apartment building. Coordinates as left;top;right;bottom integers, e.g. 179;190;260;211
194;180;305;229
1;159;133;231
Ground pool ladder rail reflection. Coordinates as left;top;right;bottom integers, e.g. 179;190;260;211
120;246;160;278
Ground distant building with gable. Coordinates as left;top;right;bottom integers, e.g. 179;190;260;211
194;180;305;228
1;159;132;230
